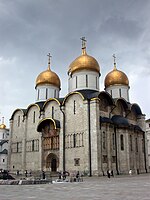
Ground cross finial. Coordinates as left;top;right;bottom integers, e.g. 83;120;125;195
2;117;4;124
113;54;117;70
47;53;52;70
80;37;87;49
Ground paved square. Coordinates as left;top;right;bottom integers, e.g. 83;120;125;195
0;174;150;200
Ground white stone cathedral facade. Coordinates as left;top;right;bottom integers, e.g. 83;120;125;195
8;39;149;176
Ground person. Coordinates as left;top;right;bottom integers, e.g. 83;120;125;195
25;170;28;177
111;170;114;177
107;170;110;178
58;171;61;179
76;171;80;182
42;170;45;179
129;169;132;175
62;171;66;180
16;170;19;176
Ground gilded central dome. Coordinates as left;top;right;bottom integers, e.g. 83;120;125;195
105;65;129;88
36;62;61;89
0;124;6;129
68;49;100;75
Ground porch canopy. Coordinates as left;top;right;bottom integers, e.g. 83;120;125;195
37;118;60;132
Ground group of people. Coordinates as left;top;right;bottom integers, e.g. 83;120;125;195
24;170;32;177
58;171;83;182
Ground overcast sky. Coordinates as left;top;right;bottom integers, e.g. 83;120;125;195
0;0;150;127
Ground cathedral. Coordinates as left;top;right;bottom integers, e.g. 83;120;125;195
8;38;149;176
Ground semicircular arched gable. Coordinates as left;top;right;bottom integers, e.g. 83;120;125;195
98;91;114;112
129;103;143;120
113;98;129;116
62;91;84;105
10;108;26;120
44;99;61;119
43;98;61;110
26;104;40;117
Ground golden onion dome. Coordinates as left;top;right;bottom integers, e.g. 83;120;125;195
0;124;6;129
68;37;100;75
35;55;61;89
104;63;129;88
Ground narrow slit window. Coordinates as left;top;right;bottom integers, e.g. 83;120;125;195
32;140;35;151
74;100;76;114
103;131;106;149
136;138;138;152
73;133;76;148
37;89;40;100
33;111;36;123
86;75;88;87
52;106;54;118
112;133;115;150
110;90;112;96
54;90;56;98
120;134;124;150
130;135;132;151
76;76;78;88
18;116;20;127
96;77;98;89
46;88;48;99
119;89;121;98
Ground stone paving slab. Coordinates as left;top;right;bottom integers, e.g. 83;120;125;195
0;174;149;200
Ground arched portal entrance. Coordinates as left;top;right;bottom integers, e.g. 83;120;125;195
37;118;60;172
46;153;58;172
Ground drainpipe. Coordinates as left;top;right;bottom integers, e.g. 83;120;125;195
60;106;66;172
87;99;92;176
143;131;147;173
114;126;119;175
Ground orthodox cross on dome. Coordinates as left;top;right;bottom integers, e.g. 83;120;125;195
113;54;117;70
80;37;87;49
2;116;4;124
80;37;87;54
47;53;52;70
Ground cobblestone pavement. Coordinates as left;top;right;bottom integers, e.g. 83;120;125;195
0;174;150;200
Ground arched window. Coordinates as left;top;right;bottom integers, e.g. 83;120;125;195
120;134;124;151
